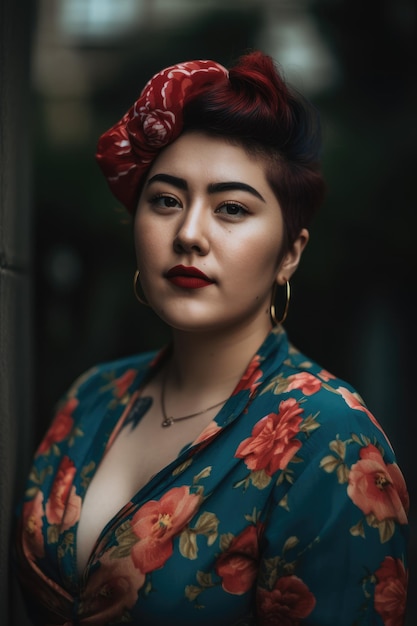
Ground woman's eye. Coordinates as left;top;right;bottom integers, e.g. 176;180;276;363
216;202;248;217
150;194;180;209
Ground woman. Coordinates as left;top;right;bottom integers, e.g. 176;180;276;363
14;51;409;625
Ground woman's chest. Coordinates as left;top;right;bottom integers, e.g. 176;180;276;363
76;402;221;573
78;450;269;626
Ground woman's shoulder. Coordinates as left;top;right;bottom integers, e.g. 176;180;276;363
87;349;159;380
263;340;395;455
60;348;161;406
281;341;366;407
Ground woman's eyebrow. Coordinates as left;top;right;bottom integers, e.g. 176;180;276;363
208;181;265;202
147;173;188;189
146;174;265;202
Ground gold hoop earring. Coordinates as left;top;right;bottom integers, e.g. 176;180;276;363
270;280;291;325
133;270;150;307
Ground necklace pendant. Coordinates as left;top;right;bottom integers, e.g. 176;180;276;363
162;416;174;427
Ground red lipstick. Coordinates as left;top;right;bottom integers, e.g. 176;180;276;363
166;265;214;289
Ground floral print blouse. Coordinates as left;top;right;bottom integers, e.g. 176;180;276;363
14;326;409;625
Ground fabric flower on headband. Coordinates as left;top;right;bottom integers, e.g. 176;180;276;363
96;60;229;213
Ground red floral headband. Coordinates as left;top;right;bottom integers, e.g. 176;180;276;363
96;60;229;213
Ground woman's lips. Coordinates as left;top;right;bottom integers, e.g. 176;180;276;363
165;265;214;289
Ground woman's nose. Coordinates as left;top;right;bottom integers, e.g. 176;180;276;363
173;206;210;255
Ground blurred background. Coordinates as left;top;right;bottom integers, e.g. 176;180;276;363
28;0;416;620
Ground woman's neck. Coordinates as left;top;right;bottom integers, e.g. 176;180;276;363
169;317;272;395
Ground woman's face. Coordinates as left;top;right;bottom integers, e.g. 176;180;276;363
134;131;307;335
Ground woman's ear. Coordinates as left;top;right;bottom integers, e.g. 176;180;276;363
276;228;309;285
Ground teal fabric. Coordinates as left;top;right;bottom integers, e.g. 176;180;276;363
14;326;409;625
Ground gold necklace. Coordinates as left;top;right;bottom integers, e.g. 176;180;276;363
160;366;229;428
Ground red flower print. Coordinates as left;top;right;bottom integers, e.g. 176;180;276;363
374;557;408;626
45;456;82;531
347;444;409;524
22;490;45;560
193;420;222;446
317;368;336;382
37;397;78;455
337;386;393;449
113;369;137;398
215;525;262;595
257;575;316;625
81;553;145;624
235;398;303;475
233;355;263;398
130;486;201;574
286;372;322;396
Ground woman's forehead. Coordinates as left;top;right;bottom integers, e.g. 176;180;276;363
145;131;272;188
